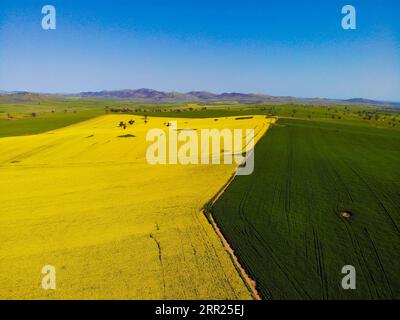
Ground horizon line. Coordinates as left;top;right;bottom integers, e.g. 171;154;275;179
1;88;399;104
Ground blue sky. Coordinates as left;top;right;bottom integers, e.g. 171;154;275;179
0;0;399;100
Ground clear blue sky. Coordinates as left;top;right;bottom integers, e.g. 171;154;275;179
0;0;399;100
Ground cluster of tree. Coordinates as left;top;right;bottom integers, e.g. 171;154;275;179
107;107;135;113
118;119;136;130
105;106;209;114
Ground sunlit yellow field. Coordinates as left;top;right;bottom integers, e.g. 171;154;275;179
0;115;274;299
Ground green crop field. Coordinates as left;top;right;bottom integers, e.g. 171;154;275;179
211;118;400;299
0;110;104;138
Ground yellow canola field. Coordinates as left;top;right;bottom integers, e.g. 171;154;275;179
0;115;274;299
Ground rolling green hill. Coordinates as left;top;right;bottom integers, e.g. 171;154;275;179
1;96;399;138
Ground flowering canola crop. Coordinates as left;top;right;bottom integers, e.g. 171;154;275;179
0;115;274;299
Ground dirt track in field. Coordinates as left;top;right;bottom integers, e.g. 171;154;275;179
205;173;261;300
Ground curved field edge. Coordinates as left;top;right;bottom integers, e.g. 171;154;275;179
200;119;278;300
210;118;400;300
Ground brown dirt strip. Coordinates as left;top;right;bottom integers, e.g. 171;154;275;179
203;120;277;300
204;173;261;300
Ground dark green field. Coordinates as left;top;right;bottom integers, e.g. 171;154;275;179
211;119;400;299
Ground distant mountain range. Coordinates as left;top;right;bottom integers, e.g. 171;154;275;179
1;89;399;108
76;89;400;107
78;88;274;103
